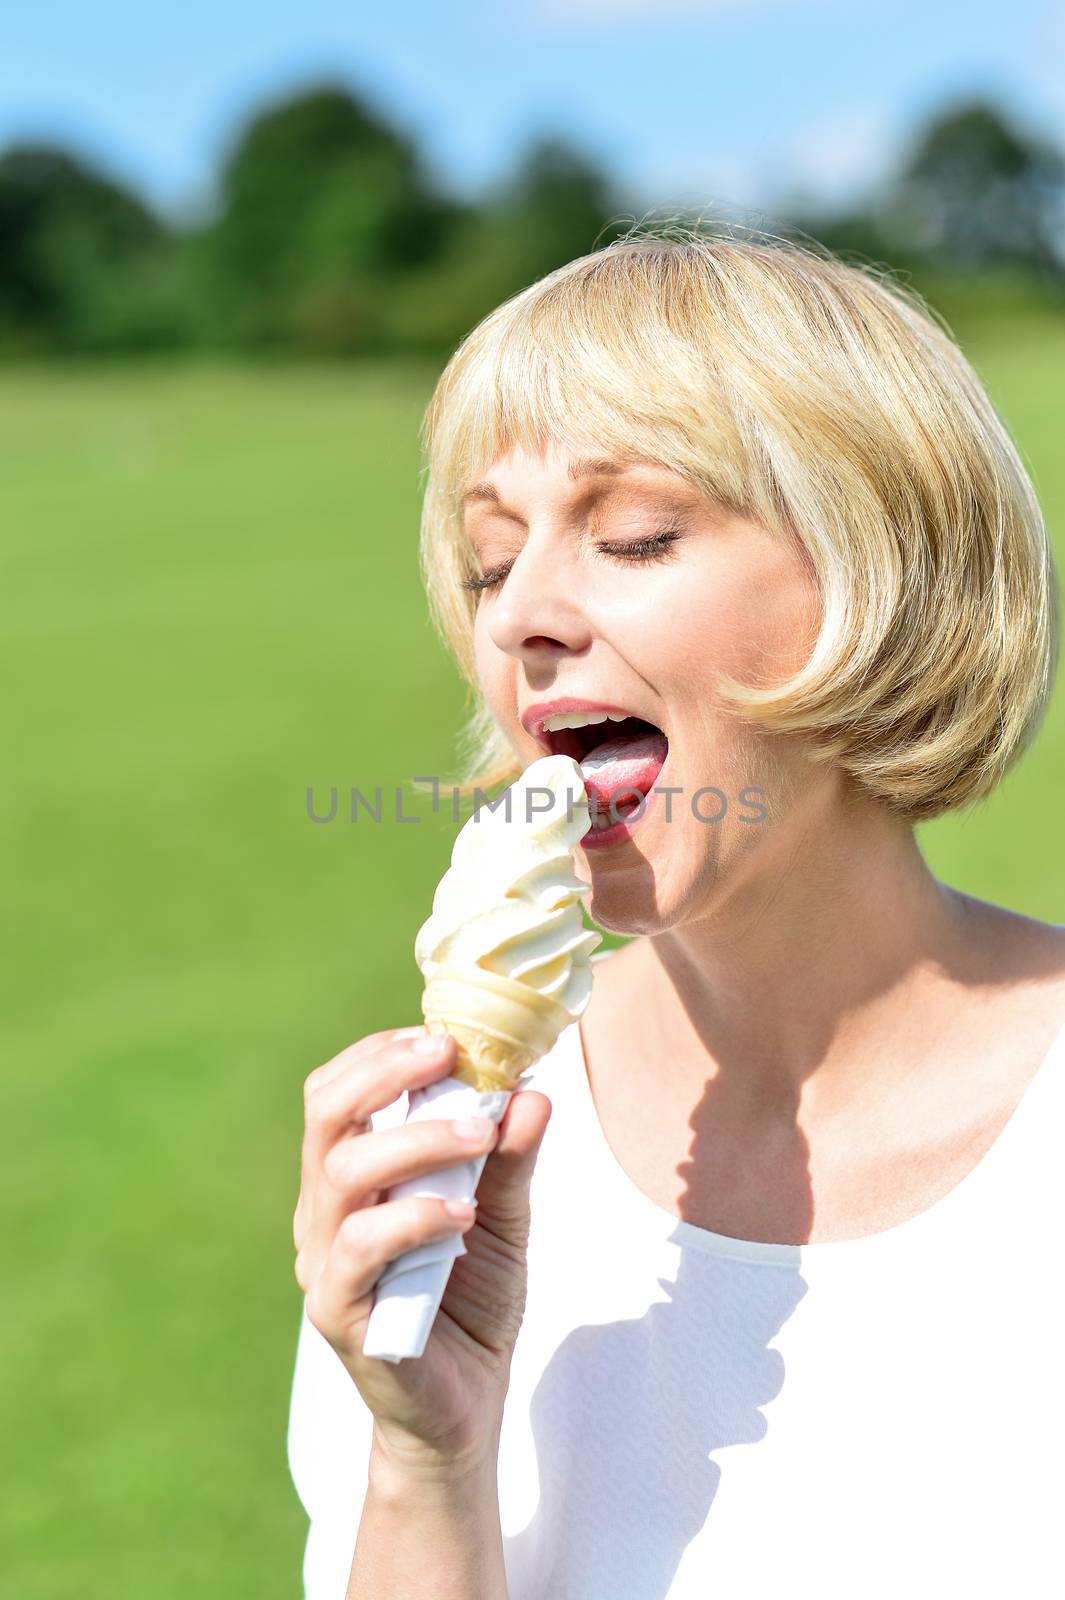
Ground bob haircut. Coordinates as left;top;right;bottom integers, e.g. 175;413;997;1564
418;223;1059;822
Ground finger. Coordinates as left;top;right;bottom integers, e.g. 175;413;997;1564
475;1089;553;1227
303;1032;458;1164
298;1089;493;1284
304;1025;429;1098
307;1195;476;1338
321;1115;499;1218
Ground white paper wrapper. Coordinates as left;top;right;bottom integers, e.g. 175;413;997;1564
361;1073;516;1362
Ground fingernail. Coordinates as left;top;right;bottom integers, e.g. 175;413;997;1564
411;1035;450;1057
453;1116;493;1141
444;1199;476;1219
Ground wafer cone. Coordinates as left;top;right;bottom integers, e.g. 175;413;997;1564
420;964;574;1092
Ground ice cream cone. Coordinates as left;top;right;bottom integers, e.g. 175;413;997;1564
363;754;598;1362
420;963;573;1092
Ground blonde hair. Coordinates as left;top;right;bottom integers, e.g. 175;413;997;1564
417;222;1059;822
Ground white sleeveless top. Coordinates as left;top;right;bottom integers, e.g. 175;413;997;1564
288;993;1065;1599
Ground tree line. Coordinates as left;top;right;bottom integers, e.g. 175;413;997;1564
2;85;1063;357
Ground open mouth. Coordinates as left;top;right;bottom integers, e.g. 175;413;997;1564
537;709;669;831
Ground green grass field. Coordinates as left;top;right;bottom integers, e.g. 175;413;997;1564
4;327;1063;1597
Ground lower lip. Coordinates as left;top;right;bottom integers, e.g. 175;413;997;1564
580;787;659;851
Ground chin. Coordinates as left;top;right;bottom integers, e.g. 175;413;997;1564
578;822;729;938
579;857;674;939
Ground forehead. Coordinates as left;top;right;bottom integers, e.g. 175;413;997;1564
460;452;693;511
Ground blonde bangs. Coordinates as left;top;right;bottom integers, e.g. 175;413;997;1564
417;225;1059;820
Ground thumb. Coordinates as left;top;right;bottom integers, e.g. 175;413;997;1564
474;1088;552;1236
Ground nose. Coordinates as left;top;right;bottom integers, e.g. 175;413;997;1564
486;532;593;663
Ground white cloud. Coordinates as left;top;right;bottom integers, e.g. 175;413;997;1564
1031;0;1065;59
1022;3;1065;132
538;0;748;18
785;107;898;207
536;0;835;18
628;155;765;214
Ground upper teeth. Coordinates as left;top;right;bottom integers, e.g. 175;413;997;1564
541;711;633;733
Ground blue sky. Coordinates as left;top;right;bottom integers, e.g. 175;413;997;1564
4;0;1064;223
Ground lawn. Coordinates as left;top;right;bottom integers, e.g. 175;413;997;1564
3;326;1062;1597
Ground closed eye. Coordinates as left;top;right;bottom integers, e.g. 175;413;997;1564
595;531;682;563
461;528;683;594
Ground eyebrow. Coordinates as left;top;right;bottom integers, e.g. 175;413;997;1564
460;456;628;507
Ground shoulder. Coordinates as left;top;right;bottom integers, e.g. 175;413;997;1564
952;892;1065;999
948;895;1065;1062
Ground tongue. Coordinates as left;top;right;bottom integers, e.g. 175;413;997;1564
578;731;668;814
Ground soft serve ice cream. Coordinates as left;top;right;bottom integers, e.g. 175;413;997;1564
416;754;601;1090
363;752;601;1361
416;754;600;1007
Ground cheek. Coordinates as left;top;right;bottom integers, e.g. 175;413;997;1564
655;547;819;689
472;609;489;680
472;615;494;690
473;610;515;715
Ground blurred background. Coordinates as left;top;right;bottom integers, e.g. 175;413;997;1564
4;1;1063;1594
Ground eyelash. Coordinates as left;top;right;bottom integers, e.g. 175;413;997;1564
461;529;683;594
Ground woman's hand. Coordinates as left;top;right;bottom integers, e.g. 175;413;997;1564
293;1025;552;1473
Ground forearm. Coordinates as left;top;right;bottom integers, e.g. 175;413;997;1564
347;1432;508;1600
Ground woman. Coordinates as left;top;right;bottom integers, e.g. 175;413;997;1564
288;229;1065;1599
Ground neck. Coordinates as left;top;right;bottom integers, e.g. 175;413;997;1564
636;793;974;1121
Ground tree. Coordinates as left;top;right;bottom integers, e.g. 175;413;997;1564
878;99;1065;275
205;83;463;350
0;144;172;350
379;135;633;356
484;134;629;287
